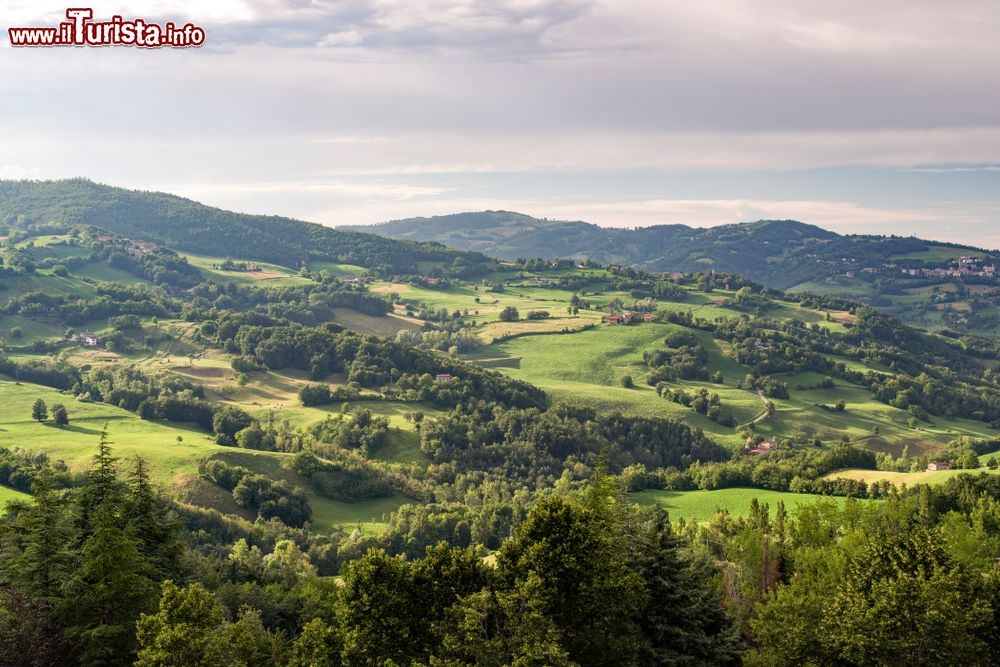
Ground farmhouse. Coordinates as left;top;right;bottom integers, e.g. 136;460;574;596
926;461;952;472
434;374;455;383
747;438;780;455
76;332;101;347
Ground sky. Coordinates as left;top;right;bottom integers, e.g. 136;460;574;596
1;1;999;247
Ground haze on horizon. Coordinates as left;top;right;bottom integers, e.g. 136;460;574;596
1;1;998;247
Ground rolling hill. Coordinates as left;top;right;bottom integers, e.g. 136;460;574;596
0;179;491;274
346;211;998;290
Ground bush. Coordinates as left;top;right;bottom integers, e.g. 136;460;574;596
498;306;520;322
51;403;69;426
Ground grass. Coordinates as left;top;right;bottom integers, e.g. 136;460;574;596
307;262;368;277
332;308;420;337
824;467;1000;486
0;484;31;506
0;316;66;345
893;246;986;262
467;323;760;446
369;280;593;326
309;494;410;535
476;317;597;344
631;488;871;523
73;261;150;284
0;380;228;486
180;252;310;287
0;272;97;301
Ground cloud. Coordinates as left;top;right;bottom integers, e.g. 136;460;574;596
1;0;999;248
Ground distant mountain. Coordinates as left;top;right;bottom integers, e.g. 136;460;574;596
346;211;996;289
0;179;489;274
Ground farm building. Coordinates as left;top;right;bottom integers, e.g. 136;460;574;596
434;374;455;383
747;438;780;456
76;333;101;347
926;461;952;472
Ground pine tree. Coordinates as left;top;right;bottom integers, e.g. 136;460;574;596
124;457;184;581
59;504;156;666
636;509;739;666
75;426;126;542
17;471;75;600
31;399;47;422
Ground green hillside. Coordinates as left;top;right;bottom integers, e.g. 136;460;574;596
0;179;491;274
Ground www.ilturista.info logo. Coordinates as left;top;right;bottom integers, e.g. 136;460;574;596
8;8;205;48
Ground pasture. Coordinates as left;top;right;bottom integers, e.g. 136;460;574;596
631;487;872;523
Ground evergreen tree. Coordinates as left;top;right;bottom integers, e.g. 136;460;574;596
636;509;738;666
75;425;126;542
14;471;75;600
124;457;184;582
496;496;645;667
59;504;156;666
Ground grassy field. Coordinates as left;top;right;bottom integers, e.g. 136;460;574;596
180;252;310;287
0;484;31;506
824;467;1000;486
631;488;871;522
467;323;760;446
73;261;150;284
0;380;417;533
476;316;598;344
332;308;420;337
0;380;229;485
369;280;593;325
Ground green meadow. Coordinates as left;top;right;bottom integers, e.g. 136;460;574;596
631;487;872;523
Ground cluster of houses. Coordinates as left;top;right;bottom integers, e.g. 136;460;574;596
746;438;780;456
606;311;657;325
95;235;160;258
837;255;998;280
901;257;997;279
340;275;367;285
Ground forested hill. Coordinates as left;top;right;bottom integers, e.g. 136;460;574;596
0;179;491;275
346;211;997;289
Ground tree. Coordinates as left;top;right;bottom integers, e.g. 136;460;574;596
10;471;74;600
0;587;72;667
337;549;419;666
59;505;156;665
50;404;69;426
31;399;47;422
621;374;635;388
636;510;738;665
125;457;184;581
499;306;520;322
135;581;228;667
287;618;342;667
496;496;645;666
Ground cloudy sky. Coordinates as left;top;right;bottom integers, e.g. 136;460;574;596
2;1;999;246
